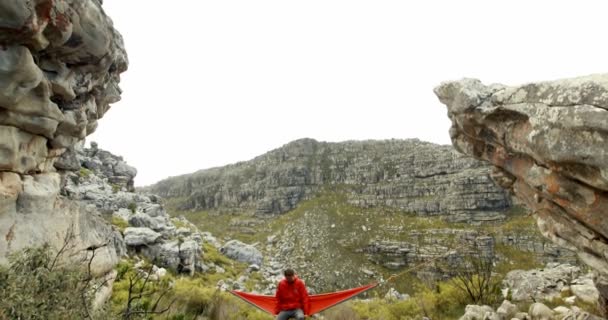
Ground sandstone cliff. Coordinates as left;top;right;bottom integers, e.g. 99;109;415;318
434;74;608;308
0;0;127;276
148;138;511;222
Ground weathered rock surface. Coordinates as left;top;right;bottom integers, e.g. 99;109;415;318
220;239;263;266
147;138;510;222
0;171;122;276
503;263;598;303
0;0;127;276
0;0;127;173
435;74;608;308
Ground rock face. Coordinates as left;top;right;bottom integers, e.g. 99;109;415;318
147;139;511;222
434;74;608;309
0;0;127;275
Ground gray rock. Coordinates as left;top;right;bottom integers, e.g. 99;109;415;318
16;173;61;214
460;305;494;320
503;264;581;302
496;300;518;320
570;275;599;304
221;240;263;265
128;212;172;232
384;288;409;301
528;303;553;320
124;227;162;246
114;161;137;178
148;240;201;275
54;148;80;171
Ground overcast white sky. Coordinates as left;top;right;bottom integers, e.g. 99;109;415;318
91;0;607;186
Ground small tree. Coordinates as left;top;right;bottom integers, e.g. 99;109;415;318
446;243;502;306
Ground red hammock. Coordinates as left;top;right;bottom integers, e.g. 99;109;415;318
230;282;378;315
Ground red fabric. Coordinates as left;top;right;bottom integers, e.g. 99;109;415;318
230;282;378;316
274;277;310;314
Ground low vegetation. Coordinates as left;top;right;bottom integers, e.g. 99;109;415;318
0;243;105;319
1;189;581;318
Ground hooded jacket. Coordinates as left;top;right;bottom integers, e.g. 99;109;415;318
274;276;311;315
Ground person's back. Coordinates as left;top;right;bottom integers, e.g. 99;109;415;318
274;269;310;320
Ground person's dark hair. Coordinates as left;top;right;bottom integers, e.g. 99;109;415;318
284;268;295;276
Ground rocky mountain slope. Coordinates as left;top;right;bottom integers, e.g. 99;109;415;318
148;138;511;222
435;74;608;311
148;139;580;294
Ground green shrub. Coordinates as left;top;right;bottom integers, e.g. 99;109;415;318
0;243;104;319
111;260;175;319
172;277;217;315
350;298;397;320
127;202;137;213
111;216;129;233
79;167;92;178
322;302;362;320
111;183;122;193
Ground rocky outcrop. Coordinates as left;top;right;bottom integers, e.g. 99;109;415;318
362;229;577;272
147;138;511;222
503;263;596;302
458;264;605;320
0;0;127;275
65;144;205;275
435;74;608;309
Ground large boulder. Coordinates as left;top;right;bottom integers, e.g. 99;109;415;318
124;228;162;247
435;74;608;308
145;240;202;275
528;303;553;320
221;240;263;266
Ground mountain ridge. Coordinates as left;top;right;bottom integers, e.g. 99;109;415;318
145;138;511;223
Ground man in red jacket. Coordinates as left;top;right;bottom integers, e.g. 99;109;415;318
274;268;310;320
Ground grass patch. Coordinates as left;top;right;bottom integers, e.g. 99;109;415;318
494;243;543;274
79;167;91;178
111;216;129;233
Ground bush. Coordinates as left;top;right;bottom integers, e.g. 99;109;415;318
111;260;174;319
79;167;92;178
0;243;103;319
111;216;129;233
112;183;122;193
323;302;362;320
172;278;216;315
127;202;137;214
